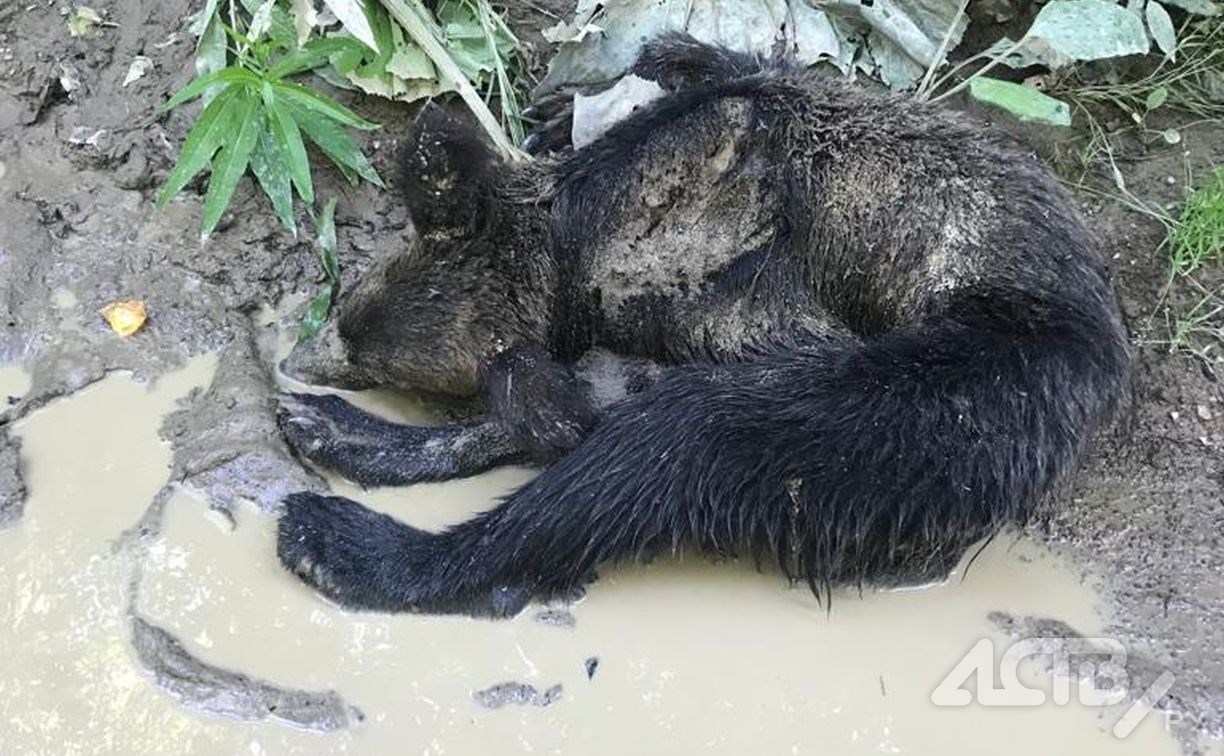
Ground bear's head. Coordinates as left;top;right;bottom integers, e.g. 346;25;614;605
281;105;555;398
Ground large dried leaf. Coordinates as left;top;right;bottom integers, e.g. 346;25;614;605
1027;0;1150;62
539;0;966;94
1146;1;1178;62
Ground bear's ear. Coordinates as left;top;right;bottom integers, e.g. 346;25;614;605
401;102;501;236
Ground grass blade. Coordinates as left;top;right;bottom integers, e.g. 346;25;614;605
249;114;296;234
200;90;263;239
283;100;383;187
156;84;245;206
272;79;380;129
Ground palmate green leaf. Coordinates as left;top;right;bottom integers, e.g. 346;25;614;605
156;84;246;206
268;99;315;204
282;99;383;187
200;90;263;240
249;114;296;234
271;79;380;129
159;67;260;113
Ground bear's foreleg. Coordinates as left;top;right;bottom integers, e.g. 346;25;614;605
278;393;524;486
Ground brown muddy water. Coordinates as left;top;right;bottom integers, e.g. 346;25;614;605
0;352;1188;756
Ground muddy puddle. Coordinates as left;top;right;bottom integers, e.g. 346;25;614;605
0;355;1185;755
0;365;31;402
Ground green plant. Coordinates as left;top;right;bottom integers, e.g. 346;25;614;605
1169;167;1224;275
1166;288;1223;354
1156;168;1224;356
1057;18;1224;127
919;1;1219;126
158;2;382;240
301;197;341;339
318;0;528;148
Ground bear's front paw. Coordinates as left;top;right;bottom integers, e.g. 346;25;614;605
277;393;470;486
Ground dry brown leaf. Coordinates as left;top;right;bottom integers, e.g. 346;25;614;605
99;300;147;337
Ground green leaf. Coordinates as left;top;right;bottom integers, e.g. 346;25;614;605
300;289;334;339
66;6;103;38
1145;1;1178;62
380;0;523;159
316;196;340;281
300;197;341;340
249;114;296;234
1146;85;1170;111
321;0;379;52
187;0;221;37
264;4;299;49
200;90;263;240
270;79;379;129
292;0;318;45
284;99;383;186
968;77;1072;127
195;10;229;105
267;36;366;79
156;84;245;206
248;0;277;42
1027;0;1150;62
268;98;315;204
159;66;259;113
352;2;396;78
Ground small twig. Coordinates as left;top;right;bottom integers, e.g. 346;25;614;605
930;37;1029;104
915;0;968;102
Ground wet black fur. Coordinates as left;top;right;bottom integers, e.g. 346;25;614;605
276;35;1131;617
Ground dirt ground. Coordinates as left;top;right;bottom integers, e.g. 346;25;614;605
0;0;1221;753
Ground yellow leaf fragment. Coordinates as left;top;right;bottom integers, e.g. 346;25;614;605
99;300;147;336
67;6;104;37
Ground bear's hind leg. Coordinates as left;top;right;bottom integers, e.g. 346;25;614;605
278;492;535;616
